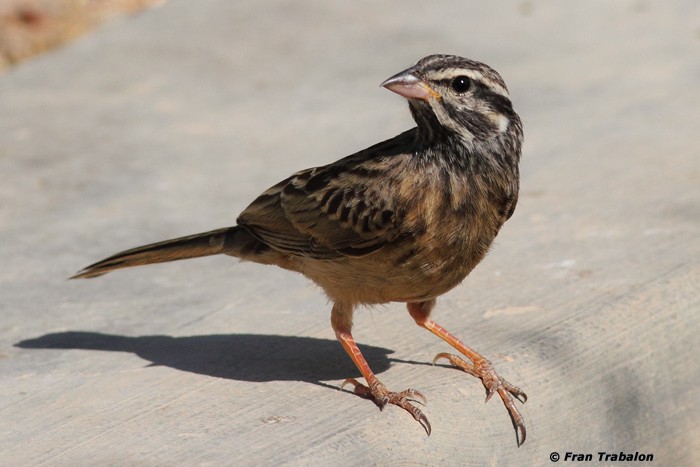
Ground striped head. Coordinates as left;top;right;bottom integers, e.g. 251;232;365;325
382;54;521;146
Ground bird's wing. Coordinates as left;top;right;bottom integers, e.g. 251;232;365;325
237;132;414;259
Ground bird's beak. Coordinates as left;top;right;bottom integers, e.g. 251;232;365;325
381;69;439;101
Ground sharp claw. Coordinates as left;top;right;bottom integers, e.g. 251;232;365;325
340;377;430;435
402;389;427;405
434;352;527;446
340;378;358;392
432;352;451;365
402;402;431;436
512;386;527;404
501;379;528;404
498;386;527;447
341;378;379;403
418;412;432;436
515;420;526;447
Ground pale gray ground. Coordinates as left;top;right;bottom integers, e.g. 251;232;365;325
1;1;699;465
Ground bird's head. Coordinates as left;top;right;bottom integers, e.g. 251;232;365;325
382;54;520;146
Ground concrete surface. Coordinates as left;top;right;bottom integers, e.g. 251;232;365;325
0;0;165;72
1;0;699;465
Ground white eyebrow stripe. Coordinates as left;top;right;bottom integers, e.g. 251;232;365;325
427;68;509;97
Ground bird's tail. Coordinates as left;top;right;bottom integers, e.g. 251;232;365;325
71;226;250;279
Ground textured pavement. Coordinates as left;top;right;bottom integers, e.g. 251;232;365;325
1;1;699;465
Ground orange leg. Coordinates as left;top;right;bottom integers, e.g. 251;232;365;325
408;300;527;446
332;302;431;435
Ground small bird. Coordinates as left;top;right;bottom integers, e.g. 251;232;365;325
73;54;527;445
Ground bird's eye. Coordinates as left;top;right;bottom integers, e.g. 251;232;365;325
451;76;471;93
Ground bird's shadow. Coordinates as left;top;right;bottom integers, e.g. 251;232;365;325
15;332;395;390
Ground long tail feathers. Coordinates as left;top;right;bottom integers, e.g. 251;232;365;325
71;227;241;279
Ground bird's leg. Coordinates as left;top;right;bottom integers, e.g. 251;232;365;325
408;300;527;446
332;302;431;435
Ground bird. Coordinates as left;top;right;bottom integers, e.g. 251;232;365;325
72;54;527;446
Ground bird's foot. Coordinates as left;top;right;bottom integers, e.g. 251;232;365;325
434;352;527;446
341;377;431;435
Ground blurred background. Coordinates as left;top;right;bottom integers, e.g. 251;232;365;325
0;0;165;72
